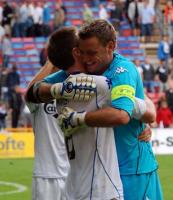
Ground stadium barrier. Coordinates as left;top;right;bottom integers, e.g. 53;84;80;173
0;128;173;158
151;128;173;155
0;129;34;159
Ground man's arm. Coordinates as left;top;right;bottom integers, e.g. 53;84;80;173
33;82;54;103
26;69;97;104
58;96;155;130
84;95;157;127
57;106;130;137
85;107;130;127
140;95;156;123
132;96;156;123
138;124;152;142
25;60;58;102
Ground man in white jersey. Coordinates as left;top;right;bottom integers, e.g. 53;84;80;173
46;74;123;200
27;27;124;200
25;62;70;200
26;62;97;200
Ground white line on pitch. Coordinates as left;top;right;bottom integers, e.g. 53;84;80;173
0;181;27;195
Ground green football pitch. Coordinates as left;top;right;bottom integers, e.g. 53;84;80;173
0;155;172;200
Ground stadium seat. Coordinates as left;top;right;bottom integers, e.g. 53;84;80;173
23;37;34;43
11;38;23;42
24;44;36;49
17;57;29;62
63;1;75;6
29;56;40;62
12;43;24;49
35;37;47;43
26;49;39;56
36;43;45;49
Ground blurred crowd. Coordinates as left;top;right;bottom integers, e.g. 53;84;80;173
1;0;171;40
0;64;32;130
1;0;173;130
0;0;67;38
135;56;173;128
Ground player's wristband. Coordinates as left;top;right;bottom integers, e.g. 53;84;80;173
132;97;147;120
50;83;62;99
71;111;86;127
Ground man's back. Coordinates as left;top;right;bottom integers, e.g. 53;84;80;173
44;72;123;200
27;100;70;179
26;69;70;179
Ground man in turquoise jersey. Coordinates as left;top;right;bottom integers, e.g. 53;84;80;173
27;24;159;199
58;20;163;200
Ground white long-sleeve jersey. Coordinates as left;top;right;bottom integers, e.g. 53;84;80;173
55;74;123;200
27;100;70;179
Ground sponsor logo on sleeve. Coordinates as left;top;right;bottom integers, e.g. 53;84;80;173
115;67;128;74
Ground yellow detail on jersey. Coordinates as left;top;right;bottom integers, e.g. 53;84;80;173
111;85;135;102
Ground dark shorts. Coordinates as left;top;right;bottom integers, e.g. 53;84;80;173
141;23;153;36
130;18;140;29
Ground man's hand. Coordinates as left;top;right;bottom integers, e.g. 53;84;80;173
57;107;86;137
51;74;96;101
132;97;147;120
138;125;152;142
132;95;156;123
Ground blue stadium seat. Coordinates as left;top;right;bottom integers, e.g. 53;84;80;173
36;43;44;49
68;14;81;19
15;50;26;55
64;1;75;6
118;37;127;41
17;57;29;62
31;63;41;68
120;24;131;30
132;49;145;55
20;83;27;88
127;36;138;41
12;43;24;49
18;64;31;69
24;76;33;82
9;57;18;62
29;57;40;62
91;7;99;12
35;37;47;43
22;71;34;76
26;49;39;56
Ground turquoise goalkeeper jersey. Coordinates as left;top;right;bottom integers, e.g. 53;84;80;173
103;52;158;175
43;70;68;84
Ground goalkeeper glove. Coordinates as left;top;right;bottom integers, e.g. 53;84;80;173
57;107;86;138
132;97;147;120
50;74;96;101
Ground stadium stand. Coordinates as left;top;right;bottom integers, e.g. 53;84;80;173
6;35;145;89
0;0;145;89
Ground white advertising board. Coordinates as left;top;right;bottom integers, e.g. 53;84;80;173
151;129;173;155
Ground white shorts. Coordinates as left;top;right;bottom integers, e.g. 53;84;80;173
32;177;67;200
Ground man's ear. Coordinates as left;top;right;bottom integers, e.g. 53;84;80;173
107;41;116;53
72;47;80;60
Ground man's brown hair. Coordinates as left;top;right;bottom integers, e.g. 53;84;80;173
47;27;78;70
78;19;116;46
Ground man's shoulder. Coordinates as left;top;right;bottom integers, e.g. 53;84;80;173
111;54;137;75
44;70;67;83
26;101;40;114
113;53;135;67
